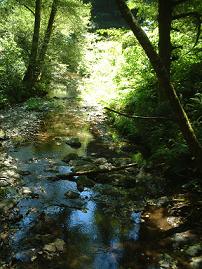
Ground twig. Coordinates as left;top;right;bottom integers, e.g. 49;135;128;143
16;0;35;16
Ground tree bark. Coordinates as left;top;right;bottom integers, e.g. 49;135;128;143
36;0;58;80
23;0;41;88
116;0;202;171
158;0;172;102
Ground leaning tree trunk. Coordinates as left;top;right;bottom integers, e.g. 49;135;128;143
36;0;58;81
158;0;172;101
23;0;41;89
116;0;202;171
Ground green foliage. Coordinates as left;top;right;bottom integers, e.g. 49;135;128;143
0;187;6;199
107;20;202;175
0;33;26;106
24;97;44;111
0;0;91;105
132;152;146;166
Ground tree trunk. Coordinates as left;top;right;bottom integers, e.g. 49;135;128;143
116;0;202;171
158;0;172;76
158;0;172;101
23;0;41;89
36;0;58;80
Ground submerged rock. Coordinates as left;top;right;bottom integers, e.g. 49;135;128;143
19;170;32;176
43;239;66;260
15;249;37;262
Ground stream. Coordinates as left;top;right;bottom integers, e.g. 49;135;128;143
1;36;201;268
0;96;174;269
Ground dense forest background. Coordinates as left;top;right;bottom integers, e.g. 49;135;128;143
0;0;202;177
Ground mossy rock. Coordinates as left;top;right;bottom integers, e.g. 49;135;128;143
65;137;81;148
0;129;6;141
62;153;79;163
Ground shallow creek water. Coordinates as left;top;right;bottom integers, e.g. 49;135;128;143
5;99;174;269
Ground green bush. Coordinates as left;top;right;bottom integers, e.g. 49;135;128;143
107;29;202;175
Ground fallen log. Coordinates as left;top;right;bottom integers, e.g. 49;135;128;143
104;107;173;121
54;163;138;180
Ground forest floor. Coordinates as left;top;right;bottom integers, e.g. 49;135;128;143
0;36;201;269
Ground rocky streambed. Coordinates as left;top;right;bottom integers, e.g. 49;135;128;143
0;98;201;269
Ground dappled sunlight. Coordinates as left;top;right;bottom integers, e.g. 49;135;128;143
80;34;123;106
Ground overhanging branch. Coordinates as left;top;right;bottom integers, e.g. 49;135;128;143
172;12;201;21
104;107;173;121
172;12;201;47
16;0;35;16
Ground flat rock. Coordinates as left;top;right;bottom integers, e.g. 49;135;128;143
43;239;65;253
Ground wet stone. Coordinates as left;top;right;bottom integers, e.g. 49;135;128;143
190;257;202;269
0;179;9;187
19;170;32;176
15;249;38;262
74;163;96;172
22;187;32;194
43;239;66;259
93;157;108;164
64;190;80;199
98;163;114;170
77;176;95;191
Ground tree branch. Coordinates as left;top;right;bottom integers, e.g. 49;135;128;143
172;12;201;47
171;0;189;7
16;0;35;16
172;12;201;21
104;107;173;121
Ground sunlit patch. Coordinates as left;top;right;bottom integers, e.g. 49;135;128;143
80;35;123;106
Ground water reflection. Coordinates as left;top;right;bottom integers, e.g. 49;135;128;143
129;212;141;240
8;100;162;269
